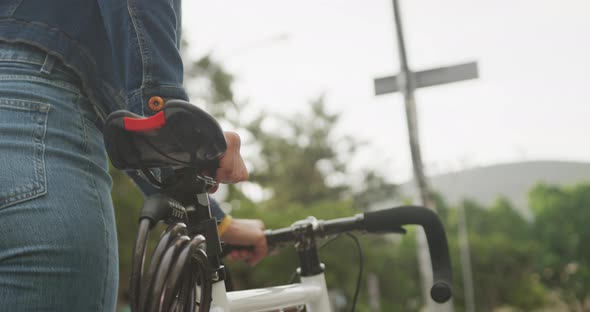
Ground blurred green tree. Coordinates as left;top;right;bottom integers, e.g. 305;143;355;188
530;183;590;309
434;195;547;311
183;53;243;124
244;97;354;206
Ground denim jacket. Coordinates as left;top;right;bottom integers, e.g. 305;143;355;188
0;0;188;120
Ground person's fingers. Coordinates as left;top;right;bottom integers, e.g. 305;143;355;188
249;255;260;266
249;254;263;266
252;222;268;265
248;236;268;266
215;132;249;183
228;250;252;262
220;218;268;265
239;250;249;259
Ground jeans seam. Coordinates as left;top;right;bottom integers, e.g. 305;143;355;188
127;0;149;88
75;94;108;311
33;101;49;201
0;74;80;94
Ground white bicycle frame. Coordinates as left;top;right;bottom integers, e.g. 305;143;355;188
207;272;332;312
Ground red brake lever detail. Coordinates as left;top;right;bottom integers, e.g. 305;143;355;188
123;111;166;132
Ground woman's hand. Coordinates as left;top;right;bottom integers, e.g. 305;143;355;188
215;131;249;184
221;218;268;266
214;132;265;264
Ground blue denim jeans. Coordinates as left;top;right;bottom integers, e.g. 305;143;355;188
0;42;118;311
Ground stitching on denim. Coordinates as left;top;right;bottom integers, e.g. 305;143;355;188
75;94;102;310
97;80;125;112
0;57;43;65
77;96;109;311
73;94;89;172
40;54;56;75
0;74;80;93
91;118;111;312
0;98;48;209
33;102;49;202
7;0;24;16
127;0;149;88
152;84;187;90
75;93;109;310
128;84;186;98
0;57;84;85
0;98;50;111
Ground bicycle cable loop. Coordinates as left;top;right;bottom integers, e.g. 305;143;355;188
130;169;220;312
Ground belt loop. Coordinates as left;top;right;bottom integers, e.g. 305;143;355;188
40;53;56;75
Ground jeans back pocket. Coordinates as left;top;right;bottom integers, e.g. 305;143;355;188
0;98;50;209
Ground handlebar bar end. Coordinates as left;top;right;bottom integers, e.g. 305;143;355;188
430;281;452;303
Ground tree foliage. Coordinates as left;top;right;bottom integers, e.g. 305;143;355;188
530;183;590;309
244;97;354;206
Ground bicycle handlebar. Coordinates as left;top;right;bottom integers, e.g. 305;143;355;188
364;206;452;303
264;205;453;303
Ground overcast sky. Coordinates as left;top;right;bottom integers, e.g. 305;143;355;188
182;0;590;183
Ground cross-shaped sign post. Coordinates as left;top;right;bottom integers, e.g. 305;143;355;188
374;1;478;311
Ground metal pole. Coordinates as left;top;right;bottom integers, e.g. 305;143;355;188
367;273;381;312
458;204;476;312
391;1;450;311
393;0;430;207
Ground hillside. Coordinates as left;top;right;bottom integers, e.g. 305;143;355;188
378;161;590;219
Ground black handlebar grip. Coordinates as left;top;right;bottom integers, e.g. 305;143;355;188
363;206;453;303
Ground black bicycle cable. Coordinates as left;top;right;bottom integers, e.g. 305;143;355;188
148;235;190;312
321;233;363;312
139;223;187;311
345;233;363;312
132;220;212;312
131;218;151;311
162;236;205;311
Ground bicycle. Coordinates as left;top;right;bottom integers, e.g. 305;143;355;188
104;100;453;312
